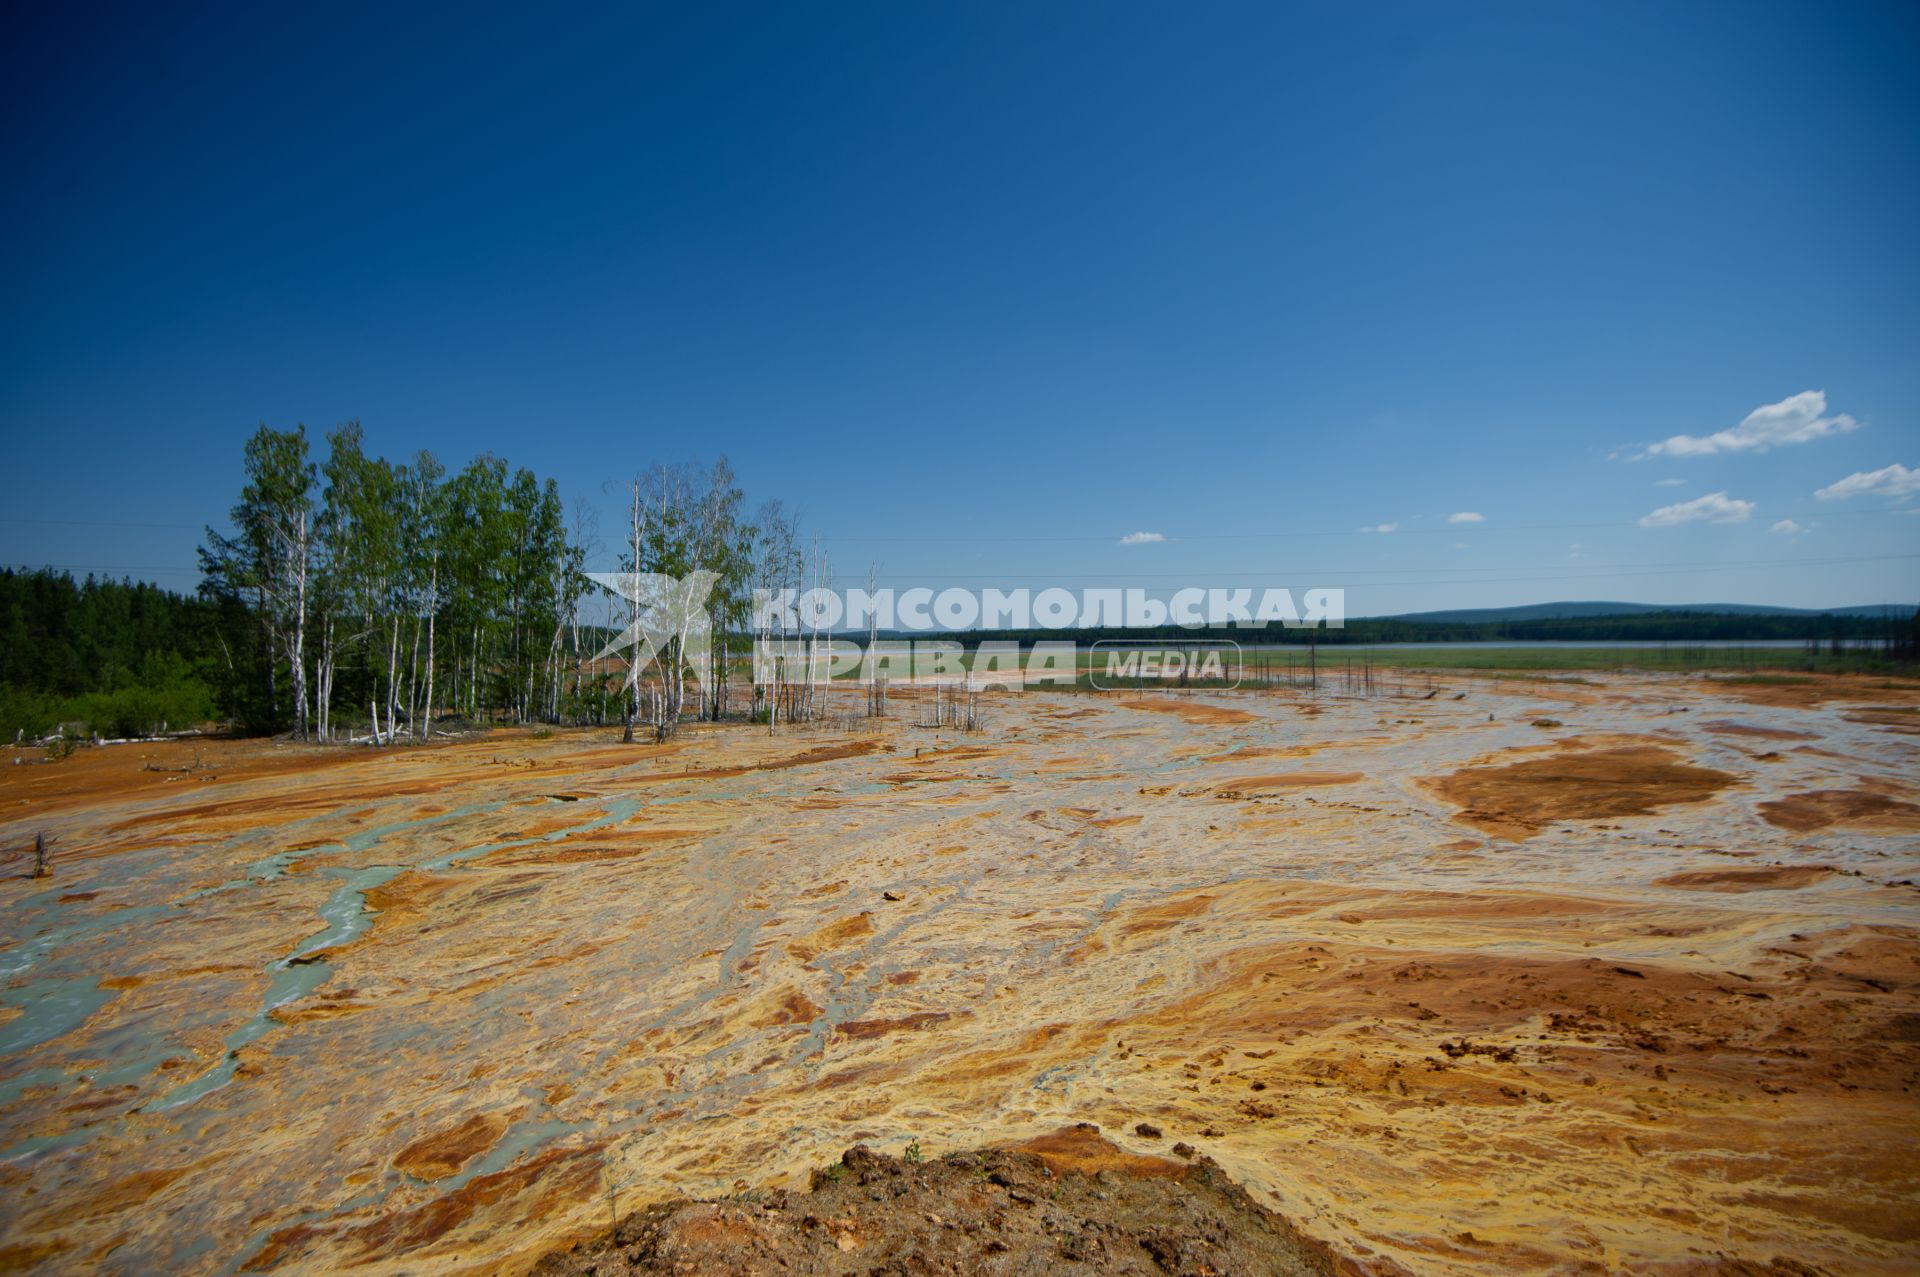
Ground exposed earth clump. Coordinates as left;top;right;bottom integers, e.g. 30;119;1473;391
531;1125;1347;1276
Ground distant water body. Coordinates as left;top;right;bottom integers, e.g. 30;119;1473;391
1241;639;1820;651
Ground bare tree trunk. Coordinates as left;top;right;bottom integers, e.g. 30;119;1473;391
423;560;437;741
288;509;311;741
407;611;421;742
317;613;336;742
386;616;401;744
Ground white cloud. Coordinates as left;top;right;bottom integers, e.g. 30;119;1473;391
1813;463;1920;502
1654;478;1686;487
1118;531;1165;545
1643;390;1859;458
1769;519;1807;535
1639;491;1756;527
1359;522;1399;534
1445;511;1484;524
1452;541;1468;550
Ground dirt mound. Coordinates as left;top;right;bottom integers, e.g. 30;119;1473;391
531;1129;1347;1276
1422;746;1736;837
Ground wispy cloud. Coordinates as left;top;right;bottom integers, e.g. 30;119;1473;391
1359;522;1399;534
1642;390;1858;458
1639;491;1755;527
1445;511;1484;524
1769;519;1809;535
1117;530;1166;545
1814;463;1919;502
1654;478;1686;487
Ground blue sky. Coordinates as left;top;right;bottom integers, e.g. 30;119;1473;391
2;1;1916;615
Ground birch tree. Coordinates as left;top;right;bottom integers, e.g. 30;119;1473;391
200;424;317;738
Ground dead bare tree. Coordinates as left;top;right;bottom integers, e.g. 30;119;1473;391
865;561;884;717
753;502;800;735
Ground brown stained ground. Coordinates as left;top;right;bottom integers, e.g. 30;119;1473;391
1419;745;1738;837
1704;721;1822;742
1116;697;1259;725
1211;772;1365;797
1;671;1918;1276
1707;675;1920;710
1655;865;1844;892
1759;789;1920;834
1842;708;1920;736
394;1111;513;1182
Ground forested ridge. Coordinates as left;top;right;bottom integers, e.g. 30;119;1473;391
922;608;1920;649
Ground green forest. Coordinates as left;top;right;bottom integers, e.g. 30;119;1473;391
4;423;807;742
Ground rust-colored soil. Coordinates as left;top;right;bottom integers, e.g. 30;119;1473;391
1213;772;1364;797
1423;745;1737;837
1702;720;1819;741
1654;865;1841;892
1011;1123;1187;1178
1708;675;1920;709
1116;697;1257;725
5;673;1917;1277
1843;707;1920;735
393;1111;510;1181
1760;789;1920;833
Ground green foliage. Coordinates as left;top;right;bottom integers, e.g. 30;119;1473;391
0;570;224;739
12;437;798;742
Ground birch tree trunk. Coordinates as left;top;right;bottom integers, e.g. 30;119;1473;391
288;509;311;741
423;559;437;741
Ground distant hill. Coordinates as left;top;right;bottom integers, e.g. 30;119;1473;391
1373;601;1914;624
895;600;1918;648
